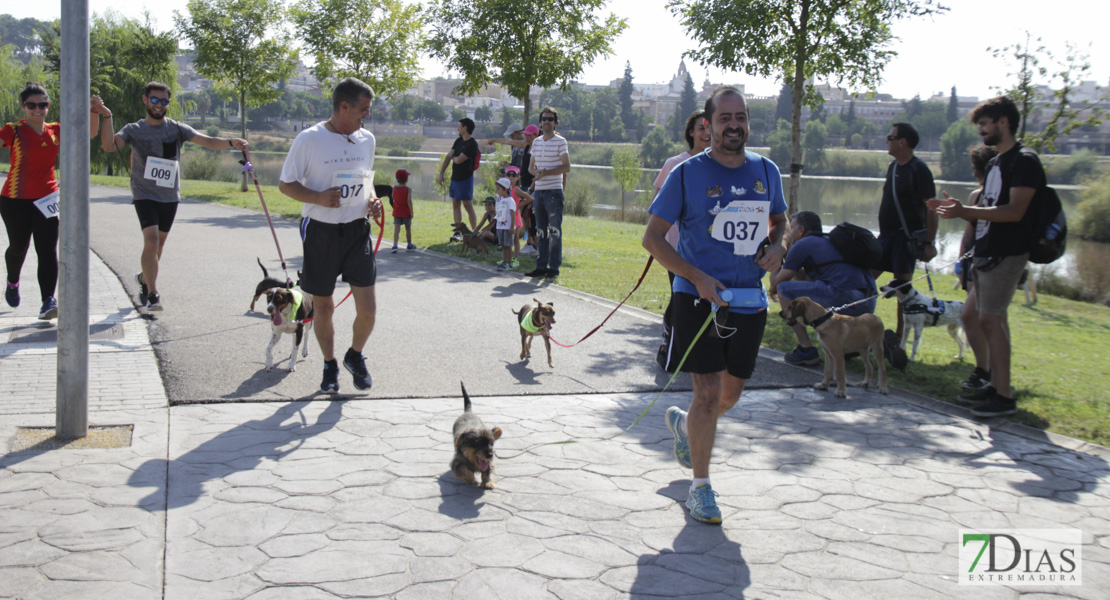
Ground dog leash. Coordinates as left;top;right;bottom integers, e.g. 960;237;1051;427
826;251;971;314
923;262;938;301
499;306;714;460
547;256;655;348
240;149;292;282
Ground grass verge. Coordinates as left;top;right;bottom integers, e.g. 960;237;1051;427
91;174;1110;446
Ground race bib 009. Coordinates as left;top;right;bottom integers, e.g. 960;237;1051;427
710;200;768;255
332;169;374;209
34;191;60;219
143;156;179;188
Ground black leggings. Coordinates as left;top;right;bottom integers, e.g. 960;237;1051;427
1;195;59;301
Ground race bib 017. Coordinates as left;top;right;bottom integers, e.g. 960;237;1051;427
34;191;60;219
332;169;374;209
710;200;768;255
144;156;179;188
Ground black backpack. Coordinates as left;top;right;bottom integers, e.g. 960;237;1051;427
814;222;882;271
1026;184;1067;264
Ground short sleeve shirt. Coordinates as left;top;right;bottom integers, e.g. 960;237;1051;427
648;150;788;312
450;137;479;181
118;118;197;203
1;121;60;199
496;195;516;230
975;142;1045;257
280;121;376;224
878;156;935;235
530;134;568;191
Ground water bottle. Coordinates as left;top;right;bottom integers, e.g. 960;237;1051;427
1045;222;1062;241
954;261;963;276
712;289;733;312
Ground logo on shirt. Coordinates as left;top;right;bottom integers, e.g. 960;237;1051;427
730;185;747;196
754;179;767;194
706;185;723;198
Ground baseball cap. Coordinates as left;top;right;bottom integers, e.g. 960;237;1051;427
503;122;522;137
483;196;496;204
523;124;540;136
496;177;512;189
505;166;520;175
394;168;409;183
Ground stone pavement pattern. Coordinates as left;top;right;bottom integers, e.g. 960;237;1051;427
2;188;1110;598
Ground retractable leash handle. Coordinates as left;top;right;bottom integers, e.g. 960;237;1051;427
240;148;290;275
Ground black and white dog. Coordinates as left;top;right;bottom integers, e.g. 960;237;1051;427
880;279;967;362
264;287;314;372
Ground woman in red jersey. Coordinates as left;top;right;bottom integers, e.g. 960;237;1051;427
1;83;104;319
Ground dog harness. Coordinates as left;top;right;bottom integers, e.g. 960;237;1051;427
904;299;945;327
289;289;303;322
521;308;546;334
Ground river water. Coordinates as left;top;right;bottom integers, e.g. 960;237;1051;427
218;151;1105;290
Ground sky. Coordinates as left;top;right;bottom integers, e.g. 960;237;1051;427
6;0;1108;102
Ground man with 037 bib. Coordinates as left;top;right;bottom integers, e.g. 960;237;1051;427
279;78;384;394
643;86;787;524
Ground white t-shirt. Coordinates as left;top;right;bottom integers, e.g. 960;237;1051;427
530;134;568;191
496;195;517;230
280;121;376;224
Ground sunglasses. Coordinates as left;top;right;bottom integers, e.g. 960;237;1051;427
24;101;50;110
148;97;171;106
886;134;901;142
507;172;519;177
539;116;555;122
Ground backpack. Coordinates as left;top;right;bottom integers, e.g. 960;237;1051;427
1024;178;1067;265
814;222;882;271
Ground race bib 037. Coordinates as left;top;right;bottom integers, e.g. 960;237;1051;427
710;200;768;255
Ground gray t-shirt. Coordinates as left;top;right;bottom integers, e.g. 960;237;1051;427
118;118;197;203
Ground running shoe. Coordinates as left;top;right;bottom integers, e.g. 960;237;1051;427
524;267;548;278
38;296;58;320
342;349;373;391
391;244;398;254
136;273;148;306
4;282;18;308
321;360;340;393
971;395;1017;418
407;243;416;251
664;406;692;469
686;483;722;524
959;386;996;403
145;292;163;311
784;345;820;366
961;367;991;391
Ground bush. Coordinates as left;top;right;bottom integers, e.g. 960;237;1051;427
564;180;596;217
1045;150;1098;185
1075;170;1110;242
205;124;220;137
387;148;410;157
183;149;234;182
940;120;979;181
375;135;425;152
808;149;889;178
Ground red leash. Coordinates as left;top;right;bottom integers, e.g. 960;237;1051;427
547;256;655;348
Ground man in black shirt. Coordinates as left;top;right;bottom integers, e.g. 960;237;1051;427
438;118;480;235
929;96;1044;417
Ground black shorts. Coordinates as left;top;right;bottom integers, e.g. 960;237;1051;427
877;231;916;277
662;292;767;379
133;199;179;233
300;217;377;296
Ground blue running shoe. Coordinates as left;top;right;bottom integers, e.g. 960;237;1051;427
686;483;722;524
5;282;19;308
321;360;340;393
38;296;58;320
665;406;692;469
784;345;820;366
342;349;372;391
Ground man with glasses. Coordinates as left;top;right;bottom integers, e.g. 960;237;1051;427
100;81;247;311
524;107;570;280
278;77;383;394
876;121;937;345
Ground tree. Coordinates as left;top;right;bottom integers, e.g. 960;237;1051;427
674;72;698;142
0;14;50;60
175;0;298;143
940;120;979;181
641;125;675;169
611;147;643;220
671;0;947;215
450;107;467;121
619;61;636;129
390;94;418;122
825;113;847;136
1022;43;1103;154
474;105;493;122
774;82;793;123
0;44;49;126
416;99;446;122
290;0;423;99
844;99;857;126
803;119;827;162
989;31;1048;139
426;0;627;124
946;85;959;124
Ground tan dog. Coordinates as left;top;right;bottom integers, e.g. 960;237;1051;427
780;297;889;398
452;222;489;256
511;298;556;367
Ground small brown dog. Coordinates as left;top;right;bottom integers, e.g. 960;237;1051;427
512;298;556;367
264;287;314;372
780;296;889;398
451;382;502;489
452;223;489;256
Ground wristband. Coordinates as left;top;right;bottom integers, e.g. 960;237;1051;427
228;139;234;148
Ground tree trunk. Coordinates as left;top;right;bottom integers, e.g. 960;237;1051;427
522;90;531;128
786;0;811;217
239;93;248;192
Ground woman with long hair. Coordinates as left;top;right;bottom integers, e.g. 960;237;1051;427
1;82;104;319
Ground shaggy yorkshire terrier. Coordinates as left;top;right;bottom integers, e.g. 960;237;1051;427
451;382;502;489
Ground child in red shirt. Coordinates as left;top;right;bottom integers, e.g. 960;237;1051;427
390;169;415;253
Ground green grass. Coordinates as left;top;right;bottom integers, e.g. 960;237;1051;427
90;174;1110;447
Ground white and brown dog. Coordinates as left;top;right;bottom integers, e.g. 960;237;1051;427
264;287;314;372
881;279;967;362
780;297;889;398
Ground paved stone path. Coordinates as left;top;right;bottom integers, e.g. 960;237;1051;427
2;191;1109;599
